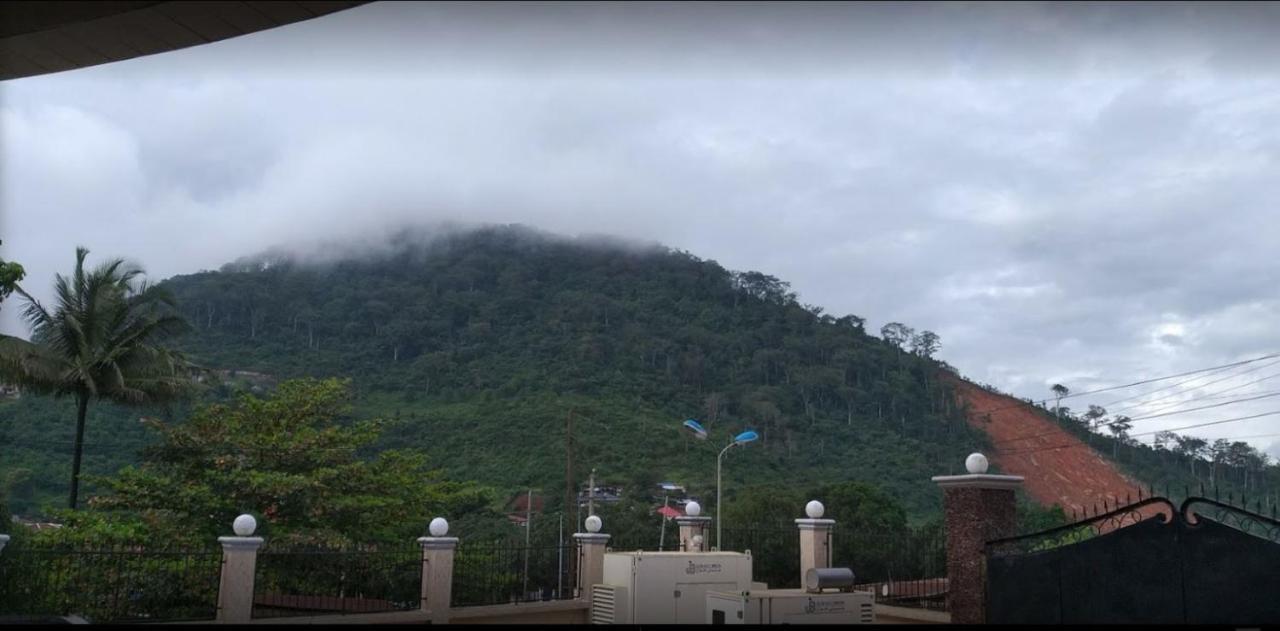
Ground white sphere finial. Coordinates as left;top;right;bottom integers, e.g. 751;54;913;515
685;501;702;517
585;515;602;533
805;500;825;519
429;517;449;537
233;514;257;536
966;452;989;474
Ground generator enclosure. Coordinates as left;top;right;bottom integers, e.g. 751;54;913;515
705;588;875;624
593;551;753;624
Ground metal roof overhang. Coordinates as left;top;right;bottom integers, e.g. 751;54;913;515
0;1;370;81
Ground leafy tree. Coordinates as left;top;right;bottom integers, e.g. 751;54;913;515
1153;430;1178;451
1050;384;1069;420
1106;415;1132;458
1209;438;1231;486
6;247;193;509
879;322;914;351
0;244;37;382
808;480;908;533
1174;435;1208;478
0;245;24;306
88;378;496;546
909;330;941;358
1080;405;1107;443
1016;496;1068;533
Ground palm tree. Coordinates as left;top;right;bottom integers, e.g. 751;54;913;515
7;247;192;509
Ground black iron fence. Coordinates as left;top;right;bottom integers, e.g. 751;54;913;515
251;542;421;619
0;521;951;618
0;542;221;623
451;539;577;607
837;529;948;611
718;523;948;610
606;531;687;552
720;525;800;589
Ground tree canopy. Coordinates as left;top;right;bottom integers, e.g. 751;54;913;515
5;226;984;521
86;378;495;546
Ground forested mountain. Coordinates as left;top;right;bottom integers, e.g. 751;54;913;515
3;225;988;519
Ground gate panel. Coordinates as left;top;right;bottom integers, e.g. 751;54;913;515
986;550;1060;623
1181;514;1280;624
986;497;1280;625
1056;518;1181;625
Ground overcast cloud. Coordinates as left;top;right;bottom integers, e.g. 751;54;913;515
2;1;1279;456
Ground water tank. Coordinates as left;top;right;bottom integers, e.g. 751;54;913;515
805;567;856;593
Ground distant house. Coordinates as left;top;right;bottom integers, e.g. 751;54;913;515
504;491;545;525
576;484;623;507
0;383;20;399
12;516;63;531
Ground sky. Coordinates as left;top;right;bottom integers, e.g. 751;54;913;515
2;1;1279;457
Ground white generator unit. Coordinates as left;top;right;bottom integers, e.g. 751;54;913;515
591;551;753;624
705;588;875;625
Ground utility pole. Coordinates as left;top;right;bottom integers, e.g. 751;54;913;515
523;488;533;598
658;491;669;550
563;409;578;586
564;409;574;527
557;512;564;598
588;468;597;516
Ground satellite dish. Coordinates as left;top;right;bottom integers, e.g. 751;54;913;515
683;419;708;440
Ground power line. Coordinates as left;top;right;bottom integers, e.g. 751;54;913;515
1107;359;1280;416
993;390;1280;445
968;352;1280;417
1140;388;1280;404
1111;391;1280;426
998;409;1280;457
1100;359;1268;411
1133;431;1280;445
1134;410;1280;438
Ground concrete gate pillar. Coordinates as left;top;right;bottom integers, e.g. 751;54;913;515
419;517;459;624
795;499;835;587
216;515;265;623
676;516;712;552
575;514;611;607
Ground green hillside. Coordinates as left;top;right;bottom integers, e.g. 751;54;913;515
1;225;988;520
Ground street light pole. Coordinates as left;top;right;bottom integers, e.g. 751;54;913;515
681;419;756;553
716;440;734;552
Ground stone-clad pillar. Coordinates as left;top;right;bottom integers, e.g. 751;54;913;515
932;453;1022;625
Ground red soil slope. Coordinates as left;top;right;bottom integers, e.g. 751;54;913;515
950;378;1147;515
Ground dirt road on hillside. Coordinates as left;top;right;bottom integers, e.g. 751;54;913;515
950;378;1152;516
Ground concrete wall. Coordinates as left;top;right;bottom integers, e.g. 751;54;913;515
449;601;589;625
873;604;952;625
170;600;589;625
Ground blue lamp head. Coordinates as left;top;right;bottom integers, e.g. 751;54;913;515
683;419;708;440
733;430;759;445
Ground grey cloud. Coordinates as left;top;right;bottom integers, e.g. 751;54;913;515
3;1;1279;449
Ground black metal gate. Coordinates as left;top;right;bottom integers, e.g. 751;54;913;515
985;495;1280;625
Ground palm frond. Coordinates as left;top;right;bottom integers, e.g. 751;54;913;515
15;286;55;336
0;335;64;389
